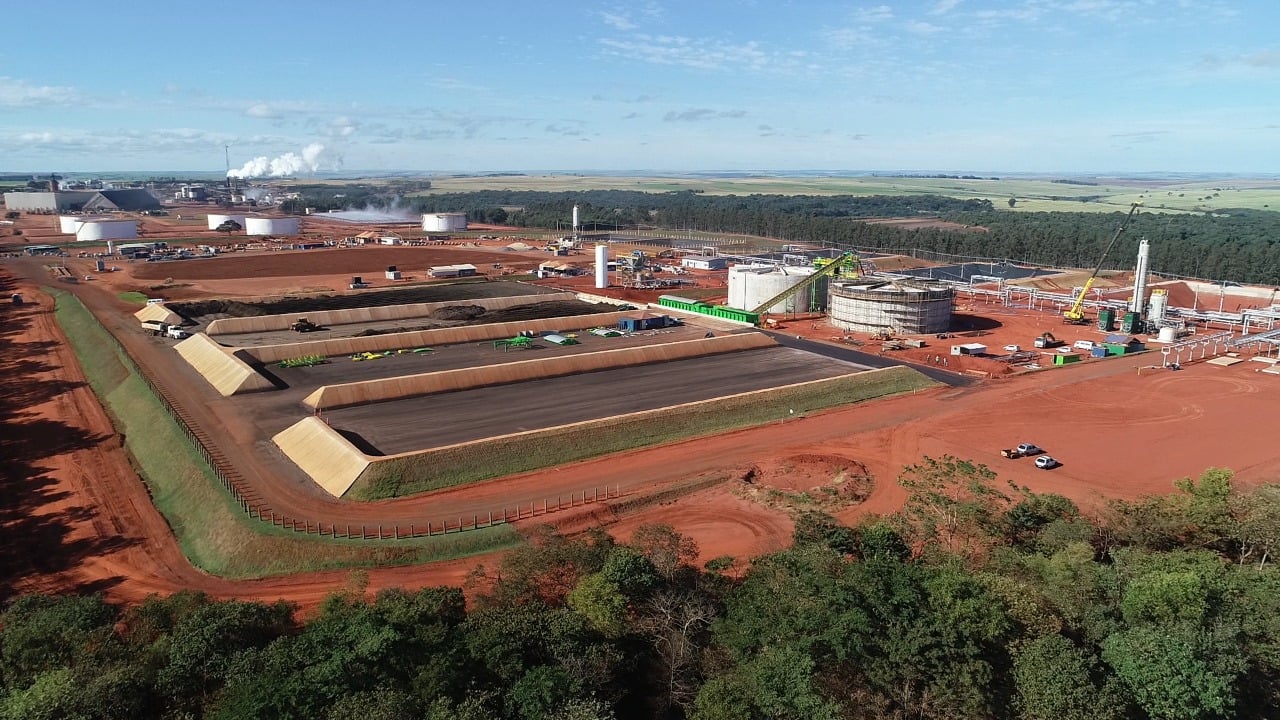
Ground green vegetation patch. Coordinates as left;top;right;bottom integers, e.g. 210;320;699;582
350;366;936;500
116;291;149;305
50;288;519;578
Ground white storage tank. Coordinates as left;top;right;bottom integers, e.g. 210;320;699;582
244;217;301;236
59;215;94;234
727;265;820;314
1147;288;1169;326
207;213;247;231
75;220;138;242
1157;326;1178;343
829;279;955;335
422;212;468;232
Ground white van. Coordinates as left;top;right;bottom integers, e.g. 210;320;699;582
1072;340;1095;351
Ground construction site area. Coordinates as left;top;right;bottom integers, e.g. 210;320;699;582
4;200;1280;609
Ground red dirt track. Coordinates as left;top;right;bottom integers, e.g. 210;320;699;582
4;247;1280;609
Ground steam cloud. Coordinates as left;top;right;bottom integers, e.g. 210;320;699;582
228;143;326;178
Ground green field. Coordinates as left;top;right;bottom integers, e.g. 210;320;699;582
395;174;1280;215
51;289;520;578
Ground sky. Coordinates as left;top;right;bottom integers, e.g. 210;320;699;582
1;0;1277;175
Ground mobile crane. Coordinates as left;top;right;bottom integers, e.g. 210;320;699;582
1063;203;1141;324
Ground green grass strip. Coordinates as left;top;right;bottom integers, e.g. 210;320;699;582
116;291;149;305
49;288;519;579
352;366;937;500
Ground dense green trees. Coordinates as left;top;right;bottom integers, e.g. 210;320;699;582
8;465;1280;718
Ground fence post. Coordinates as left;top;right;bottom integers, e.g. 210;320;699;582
428;520;432;535
410;523;415;537
378;525;383;539
557;495;561;510
488;511;492;526
362;524;366;539
473;514;477;529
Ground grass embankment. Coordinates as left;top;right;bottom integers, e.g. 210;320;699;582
352;366;936;500
50;289;519;578
117;291;149;305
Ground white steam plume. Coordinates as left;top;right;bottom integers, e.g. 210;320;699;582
228;142;327;178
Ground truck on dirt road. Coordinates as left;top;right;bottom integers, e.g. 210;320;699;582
140;320;191;339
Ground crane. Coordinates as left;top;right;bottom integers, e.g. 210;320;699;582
1063;203;1141;324
749;252;856;317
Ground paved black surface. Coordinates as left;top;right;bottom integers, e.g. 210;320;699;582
762;331;974;388
324;346;869;454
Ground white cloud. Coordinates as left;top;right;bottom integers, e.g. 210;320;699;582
0;77;79;107
663;108;747;122
855;5;894;22
930;0;961;14
243;100;319;119
905;21;944;35
599;10;637;30
599;34;770;71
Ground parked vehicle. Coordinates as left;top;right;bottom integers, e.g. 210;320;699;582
140;320;169;336
291;318;321;333
166;326;190;339
1001;443;1044;459
1035;455;1058;469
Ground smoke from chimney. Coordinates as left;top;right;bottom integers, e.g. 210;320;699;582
227;143;327;178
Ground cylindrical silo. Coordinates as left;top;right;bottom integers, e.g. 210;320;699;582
244;217;300;236
595;245;609;289
1147;288;1169;326
727;265;819;314
1157;326;1177;343
59;215;80;234
207;213;247;230
75;220;138;242
422;212;468;232
828;280;955;334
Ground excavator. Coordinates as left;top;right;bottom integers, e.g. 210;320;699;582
1063;203;1141;324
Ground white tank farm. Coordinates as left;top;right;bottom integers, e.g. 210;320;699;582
422;212;468;232
207;213;247;231
829;280;955;335
75;220;138;242
244;217;301;236
59;215;105;233
727;265;820;314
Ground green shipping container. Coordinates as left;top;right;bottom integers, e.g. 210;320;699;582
1097;308;1115;331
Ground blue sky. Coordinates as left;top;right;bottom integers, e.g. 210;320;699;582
1;0;1276;174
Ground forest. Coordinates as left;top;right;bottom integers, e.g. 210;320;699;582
306;186;1280;285
6;461;1280;720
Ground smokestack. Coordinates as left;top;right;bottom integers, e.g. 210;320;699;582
572;204;580;233
594;244;609;289
1131;237;1150;315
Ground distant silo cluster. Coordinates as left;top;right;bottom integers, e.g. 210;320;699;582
828;280;955;335
422;213;468;232
727;265;822;314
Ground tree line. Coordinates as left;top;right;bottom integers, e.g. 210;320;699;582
5;460;1280;720
302;186;1280;285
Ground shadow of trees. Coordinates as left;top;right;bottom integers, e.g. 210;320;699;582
0;272;137;602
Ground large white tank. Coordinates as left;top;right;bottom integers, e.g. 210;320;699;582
207;213;247;230
422;212;468;232
1157;326;1177;343
727;265;819;314
595;244;609;289
244;217;300;236
75;220;137;242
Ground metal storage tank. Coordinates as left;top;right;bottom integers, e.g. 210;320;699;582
1157;326;1177;343
829;280;955;334
244;217;301;236
422;212;468;232
75;220;138;242
1147;288;1169;326
727;265;820;314
207;213;247;230
594;244;609;289
59;215;101;234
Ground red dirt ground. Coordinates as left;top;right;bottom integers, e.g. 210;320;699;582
6;240;1280;610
